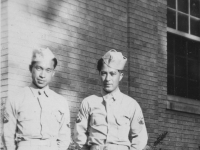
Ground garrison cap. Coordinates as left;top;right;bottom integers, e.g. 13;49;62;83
31;47;55;62
102;49;127;70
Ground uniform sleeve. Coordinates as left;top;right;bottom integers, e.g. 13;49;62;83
57;100;71;150
73;99;90;149
129;102;148;150
3;97;17;150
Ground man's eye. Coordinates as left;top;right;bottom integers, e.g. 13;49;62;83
35;67;42;71
46;69;52;73
110;72;116;76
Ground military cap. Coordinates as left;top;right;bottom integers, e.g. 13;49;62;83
31;47;55;62
102;49;127;70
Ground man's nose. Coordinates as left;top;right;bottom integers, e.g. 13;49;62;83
105;74;111;81
40;70;46;78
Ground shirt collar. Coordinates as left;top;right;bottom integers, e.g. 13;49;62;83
101;87;122;101
29;83;50;97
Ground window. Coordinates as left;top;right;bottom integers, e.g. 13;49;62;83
167;0;200;37
167;0;200;100
167;33;200;99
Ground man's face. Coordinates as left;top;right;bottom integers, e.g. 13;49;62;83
31;60;55;89
100;63;123;93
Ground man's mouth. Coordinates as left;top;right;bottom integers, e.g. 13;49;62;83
38;79;45;84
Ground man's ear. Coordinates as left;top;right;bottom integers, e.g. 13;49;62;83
52;71;55;77
119;72;124;81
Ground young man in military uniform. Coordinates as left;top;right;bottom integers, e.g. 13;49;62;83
73;49;148;150
3;47;71;150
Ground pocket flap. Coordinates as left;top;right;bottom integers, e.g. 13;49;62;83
116;115;130;125
52;110;63;122
18;111;33;121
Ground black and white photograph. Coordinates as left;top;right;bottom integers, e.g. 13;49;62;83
1;0;200;150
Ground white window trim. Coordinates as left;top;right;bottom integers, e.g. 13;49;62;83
167;95;200;115
168;0;200;40
167;95;200;106
167;27;200;42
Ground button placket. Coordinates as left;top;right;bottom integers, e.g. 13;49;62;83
104;97;115;144
37;90;50;138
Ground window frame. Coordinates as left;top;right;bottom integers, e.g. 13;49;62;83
167;0;200;39
167;0;200;100
167;0;200;113
167;32;200;100
167;27;200;42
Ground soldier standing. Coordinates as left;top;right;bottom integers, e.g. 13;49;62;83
73;49;148;150
3;47;71;150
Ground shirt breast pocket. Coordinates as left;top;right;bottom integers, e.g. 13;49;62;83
116;115;130;140
90;114;106;126
18;110;34;122
52;110;63;123
17;110;36;136
48;110;63;132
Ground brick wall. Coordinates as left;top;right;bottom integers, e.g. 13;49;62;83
156;0;200;149
1;0;200;149
1;0;128;148
1;0;8;148
127;0;160;144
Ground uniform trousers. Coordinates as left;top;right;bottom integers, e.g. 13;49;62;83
82;144;129;150
17;139;58;150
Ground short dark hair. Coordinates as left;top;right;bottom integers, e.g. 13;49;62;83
52;58;58;68
29;58;58;71
97;58;104;72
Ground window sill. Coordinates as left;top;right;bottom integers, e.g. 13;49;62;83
167;95;200;115
167;27;200;42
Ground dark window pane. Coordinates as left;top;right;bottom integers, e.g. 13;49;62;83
168;75;174;95
167;33;200;100
190;0;200;18
191;18;200;37
175;36;186;56
175;56;186;77
175;77;187;97
178;0;188;13
168;0;176;9
167;8;176;29
168;53;174;75
188;41;199;59
167;33;175;53
188;80;199;99
188;60;198;80
178;13;189;33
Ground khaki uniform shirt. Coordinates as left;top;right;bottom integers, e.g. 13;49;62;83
3;84;71;150
73;88;148;150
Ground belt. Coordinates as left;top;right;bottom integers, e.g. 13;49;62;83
18;139;57;146
90;144;129;150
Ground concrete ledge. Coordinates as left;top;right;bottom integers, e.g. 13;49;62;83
167;95;200;115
